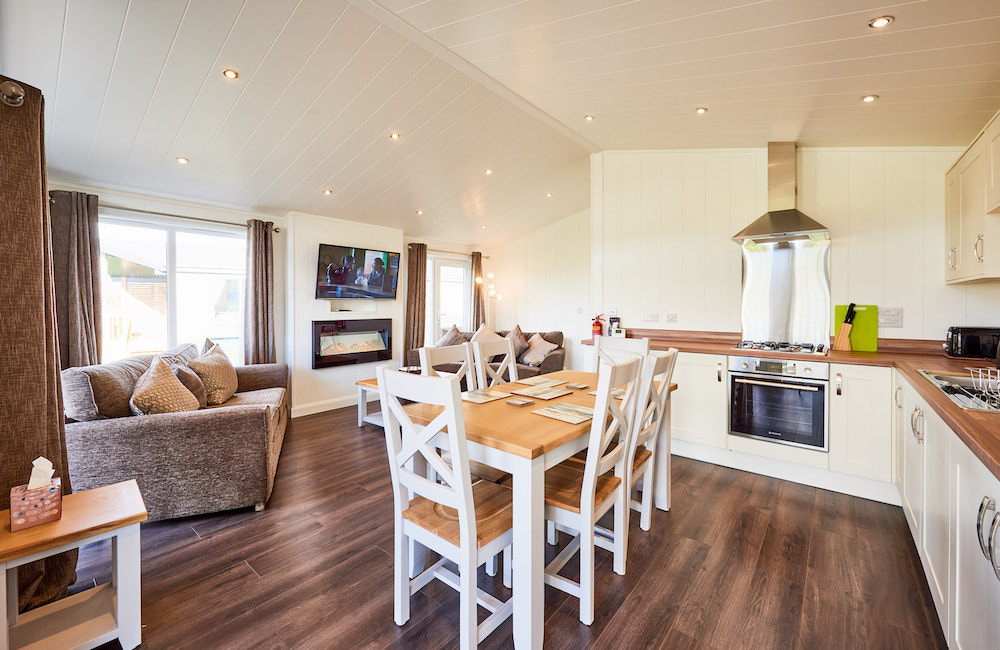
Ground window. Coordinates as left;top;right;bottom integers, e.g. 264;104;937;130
424;255;472;341
99;212;246;364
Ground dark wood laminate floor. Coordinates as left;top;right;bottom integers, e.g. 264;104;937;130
78;406;946;649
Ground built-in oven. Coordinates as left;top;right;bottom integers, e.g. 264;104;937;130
729;356;830;451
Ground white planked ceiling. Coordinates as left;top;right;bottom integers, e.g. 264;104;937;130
2;0;999;245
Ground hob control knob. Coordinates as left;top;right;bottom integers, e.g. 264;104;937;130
804;367;813;375
741;362;749;369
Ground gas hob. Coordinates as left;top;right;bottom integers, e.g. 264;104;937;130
733;340;828;355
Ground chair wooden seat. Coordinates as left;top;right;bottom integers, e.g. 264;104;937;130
403;480;512;548
544;457;621;514
442;452;511;484
631;448;652;475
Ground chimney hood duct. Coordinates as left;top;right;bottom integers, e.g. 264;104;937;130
732;142;829;242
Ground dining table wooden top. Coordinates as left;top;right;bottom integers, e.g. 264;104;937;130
402;369;677;461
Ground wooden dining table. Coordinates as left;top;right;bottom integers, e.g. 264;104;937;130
403;369;677;648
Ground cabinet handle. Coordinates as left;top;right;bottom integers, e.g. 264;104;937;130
915;409;924;443
910;406;918;440
979;496;996;560
990;512;1000;581
717;363;722;382
894;385;902;409
975;234;985;262
835;373;842;396
948;247;957;270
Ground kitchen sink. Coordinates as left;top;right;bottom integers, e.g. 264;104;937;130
918;369;1000;413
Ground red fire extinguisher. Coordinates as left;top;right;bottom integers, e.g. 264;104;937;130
592;314;606;338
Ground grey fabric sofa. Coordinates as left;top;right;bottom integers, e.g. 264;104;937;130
61;344;288;521
405;330;565;379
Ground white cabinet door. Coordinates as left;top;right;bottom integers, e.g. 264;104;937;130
828;364;892;481
986;113;1000;213
671;352;727;448
900;381;924;544
920;403;952;634
946;163;963;282
892;371;907;489
951;435;1000;649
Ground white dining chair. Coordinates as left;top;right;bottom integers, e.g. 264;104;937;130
377;367;513;649
472;338;520;388
591;336;650;371
541;357;641;625
420;342;477;391
627;349;678;530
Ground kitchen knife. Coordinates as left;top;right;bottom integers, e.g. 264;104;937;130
844;303;857;325
833;303;856;352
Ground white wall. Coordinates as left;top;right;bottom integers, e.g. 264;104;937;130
284;211;404;417
493;209;591;370
590;147;1000;340
47;179;288;362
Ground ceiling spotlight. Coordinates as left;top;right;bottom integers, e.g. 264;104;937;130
416;209;423;215
389;132;400;140
484;169;493;175
868;16;893;28
222;69;239;79
584;114;595;121
323;189;333;196
481;224;487;229
861;94;879;103
545;192;552;198
176;156;189;164
695;107;708;114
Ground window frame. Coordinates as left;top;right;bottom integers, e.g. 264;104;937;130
425;252;473;340
98;208;246;357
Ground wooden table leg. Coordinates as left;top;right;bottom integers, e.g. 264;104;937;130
511;455;545;649
112;525;142;650
653;397;672;511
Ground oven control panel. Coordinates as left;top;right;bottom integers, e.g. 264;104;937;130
728;356;830;380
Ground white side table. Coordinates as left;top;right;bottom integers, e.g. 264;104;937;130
1;480;147;650
356;377;384;428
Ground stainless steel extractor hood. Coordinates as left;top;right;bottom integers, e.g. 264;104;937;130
732;142;829;243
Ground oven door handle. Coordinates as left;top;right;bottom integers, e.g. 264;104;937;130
733;377;820;391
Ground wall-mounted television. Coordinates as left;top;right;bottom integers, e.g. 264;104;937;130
316;244;400;299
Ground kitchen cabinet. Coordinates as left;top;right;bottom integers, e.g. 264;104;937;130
828;364;892;482
671;352;727;448
987;111;1000;213
920;400;951;634
898;377;923;541
950;434;1000;649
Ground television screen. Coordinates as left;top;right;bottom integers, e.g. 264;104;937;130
316;244;400;299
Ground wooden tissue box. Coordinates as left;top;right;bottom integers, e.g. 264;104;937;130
9;478;62;531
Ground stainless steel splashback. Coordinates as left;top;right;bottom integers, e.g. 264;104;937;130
740;237;831;347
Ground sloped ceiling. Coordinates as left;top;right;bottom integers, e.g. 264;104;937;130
1;0;999;245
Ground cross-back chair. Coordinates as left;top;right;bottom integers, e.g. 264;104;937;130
419;342;477;391
471;338;520;388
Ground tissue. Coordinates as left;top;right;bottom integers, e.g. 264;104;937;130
26;456;54;490
10;457;63;531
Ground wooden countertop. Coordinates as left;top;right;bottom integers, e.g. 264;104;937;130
584;330;1000;480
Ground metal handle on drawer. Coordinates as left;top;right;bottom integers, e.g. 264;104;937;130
975;234;985;262
894;385;902;408
978;496;996;560
717;363;722;382
835;373;842;396
948;247;957;270
733;377;819;391
915;409;924;443
910;406;918;440
990;512;1000;581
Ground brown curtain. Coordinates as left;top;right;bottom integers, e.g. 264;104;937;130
0;75;77;611
244;219;276;364
49;190;102;369
471;251;486;330
404;243;427;356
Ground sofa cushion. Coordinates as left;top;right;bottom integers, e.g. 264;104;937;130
521;333;559;367
470;324;503;343
161;343;199;366
129;357;201;415
173;365;208;409
506;325;530;358
189;345;238;405
62;354;154;420
435;325;467;347
209;387;287;441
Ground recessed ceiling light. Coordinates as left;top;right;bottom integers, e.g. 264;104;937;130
545;192;552;198
861;94;879;103
222;69;239;79
695;107;708;114
481;224;487;229
584;114;595;121
484;169;493;175
868;16;894;28
323;189;333;196
416;209;423;215
389;132;400;140
176;156;189;164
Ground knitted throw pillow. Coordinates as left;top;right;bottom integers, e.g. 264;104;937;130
519;333;558;367
470;324;503;343
129;356;200;415
188;344;238;405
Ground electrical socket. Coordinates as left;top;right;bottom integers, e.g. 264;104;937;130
666;313;678;323
879;307;903;328
642;312;659;322
608;308;617;316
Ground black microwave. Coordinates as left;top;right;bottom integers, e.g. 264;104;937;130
945;327;1000;359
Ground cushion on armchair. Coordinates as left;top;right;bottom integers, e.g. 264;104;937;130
520;333;559;367
188;344;239;405
435;325;467;347
129;356;200;416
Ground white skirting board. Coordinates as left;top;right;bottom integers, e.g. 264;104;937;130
672;439;901;506
291;394;365;418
